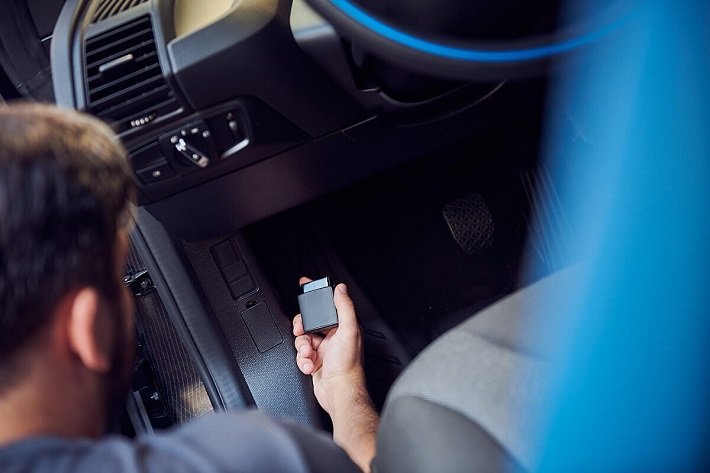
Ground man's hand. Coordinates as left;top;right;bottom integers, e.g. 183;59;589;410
293;277;379;473
293;278;364;414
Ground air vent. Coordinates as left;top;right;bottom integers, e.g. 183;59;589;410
91;0;149;24
84;15;179;133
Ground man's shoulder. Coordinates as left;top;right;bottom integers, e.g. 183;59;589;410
0;410;359;473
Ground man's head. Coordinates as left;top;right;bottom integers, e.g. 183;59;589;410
0;103;135;429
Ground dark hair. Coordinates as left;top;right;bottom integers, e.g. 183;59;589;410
0;103;133;362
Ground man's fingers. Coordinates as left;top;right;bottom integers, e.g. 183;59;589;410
295;333;326;375
333;283;358;334
293;314;304;336
299;276;313;286
294;332;324;352
296;352;315;375
296;345;323;375
295;334;312;353
297;344;314;372
295;335;315;374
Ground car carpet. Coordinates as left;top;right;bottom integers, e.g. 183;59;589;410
307;125;542;355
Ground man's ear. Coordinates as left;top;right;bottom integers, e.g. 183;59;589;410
66;287;112;374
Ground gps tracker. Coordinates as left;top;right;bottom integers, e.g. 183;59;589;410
298;277;339;333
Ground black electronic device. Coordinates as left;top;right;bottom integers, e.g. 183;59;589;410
297;277;339;333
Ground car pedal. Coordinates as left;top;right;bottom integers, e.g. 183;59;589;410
442;194;495;254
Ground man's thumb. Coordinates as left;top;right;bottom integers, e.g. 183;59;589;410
333;284;357;332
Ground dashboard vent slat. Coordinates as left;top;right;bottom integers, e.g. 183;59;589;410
91;0;149;24
84;15;180;133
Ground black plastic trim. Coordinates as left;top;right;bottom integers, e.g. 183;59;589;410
51;0;91;107
124;97;309;203
180;231;325;429
133;206;255;411
166;0;365;138
143;77;540;241
146;130;365;240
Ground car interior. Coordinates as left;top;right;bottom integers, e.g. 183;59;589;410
4;0;707;471
0;0;596;457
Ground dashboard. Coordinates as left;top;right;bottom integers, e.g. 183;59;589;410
51;0;517;240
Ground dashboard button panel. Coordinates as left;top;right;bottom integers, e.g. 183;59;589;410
136;161;176;184
159;119;215;170
131;104;251;188
125;99;309;201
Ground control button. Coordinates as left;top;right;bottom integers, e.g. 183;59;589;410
228;120;239;135
225;111;243;141
223;260;248;283
230;276;256;299
221;115;249;158
131;143;166;171
174;138;209;168
212;241;238;269
159;119;215;171
137;161;175;184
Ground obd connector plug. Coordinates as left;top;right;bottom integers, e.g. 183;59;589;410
297;277;339;333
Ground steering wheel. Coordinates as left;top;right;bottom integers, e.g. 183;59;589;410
304;0;637;81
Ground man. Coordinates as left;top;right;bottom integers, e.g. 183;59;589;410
0;103;379;472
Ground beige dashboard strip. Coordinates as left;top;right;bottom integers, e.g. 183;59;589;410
174;0;235;38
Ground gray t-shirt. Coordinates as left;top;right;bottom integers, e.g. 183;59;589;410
0;410;360;472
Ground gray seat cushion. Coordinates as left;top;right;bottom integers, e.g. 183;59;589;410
373;269;576;472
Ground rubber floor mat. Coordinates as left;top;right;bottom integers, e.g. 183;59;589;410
443;194;495;254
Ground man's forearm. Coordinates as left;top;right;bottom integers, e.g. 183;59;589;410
329;383;380;473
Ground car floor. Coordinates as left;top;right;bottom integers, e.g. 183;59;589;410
245;106;545;408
